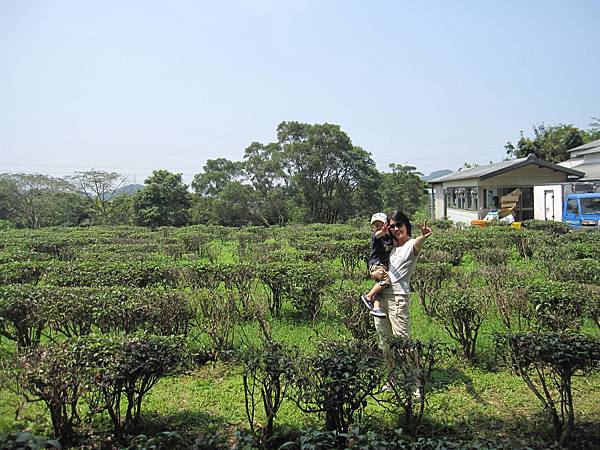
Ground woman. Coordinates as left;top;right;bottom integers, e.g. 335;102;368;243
371;210;432;371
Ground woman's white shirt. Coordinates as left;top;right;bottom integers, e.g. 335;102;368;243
387;238;418;294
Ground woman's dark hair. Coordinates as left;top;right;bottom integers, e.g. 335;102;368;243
388;210;412;236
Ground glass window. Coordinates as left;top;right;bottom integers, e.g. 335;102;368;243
467;187;478;210
445;187;478;210
581;198;600;214
566;199;579;214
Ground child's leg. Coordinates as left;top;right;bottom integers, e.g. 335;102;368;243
366;281;386;301
372;297;381;310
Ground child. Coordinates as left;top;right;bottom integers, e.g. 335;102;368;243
361;212;394;318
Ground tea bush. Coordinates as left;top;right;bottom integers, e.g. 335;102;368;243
0;285;193;346
430;284;491;360
242;340;296;448
503;332;600;446
13;333;188;443
83;333;188;440
292;340;381;436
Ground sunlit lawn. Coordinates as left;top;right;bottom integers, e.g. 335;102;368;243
3;295;599;448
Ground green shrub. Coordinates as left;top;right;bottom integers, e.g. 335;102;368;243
430;285;491;360
256;262;294;316
332;281;378;344
15;341;89;443
411;262;452;315
478;266;531;332
521;220;571;234
0;261;46;284
0;285;193;345
384;337;438;435
286;262;335;320
83;333;188;441
242;341;296;448
425;231;471;265
336;239;370;279
503;332;600;446
553;258;600;285
292;340;381;436
0;284;46;349
14;334;188;443
41;260;183;288
190;288;237;360
428;219;454;230
472;247;513;266
522;280;586;332
584;284;600;332
279;427;515;450
0;432;61;449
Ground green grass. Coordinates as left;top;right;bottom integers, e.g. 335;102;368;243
2;225;600;448
2;298;600;448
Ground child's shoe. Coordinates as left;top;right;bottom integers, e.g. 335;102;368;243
370;308;386;318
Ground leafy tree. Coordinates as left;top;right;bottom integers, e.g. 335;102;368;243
132;170;191;227
505;123;585;163
0;173;74;228
586;116;600;141
277;121;380;223
192;158;244;197
191;158;257;226
45;192;88;227
378;164;428;216
243;142;291;225
69;170;127;224
107;194;134;225
212;181;258;226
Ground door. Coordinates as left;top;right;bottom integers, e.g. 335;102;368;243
544;190;554;221
563;197;580;227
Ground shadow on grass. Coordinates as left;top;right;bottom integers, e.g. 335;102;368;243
429;366;486;405
370;407;600;450
136;409;229;435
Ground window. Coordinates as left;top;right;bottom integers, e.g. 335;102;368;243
445;187;478;211
581;198;600;214
566;199;579;214
467;187;478;210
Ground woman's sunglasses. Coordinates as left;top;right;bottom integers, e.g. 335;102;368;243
388;223;403;230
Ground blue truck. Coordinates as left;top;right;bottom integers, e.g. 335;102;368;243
563;193;600;229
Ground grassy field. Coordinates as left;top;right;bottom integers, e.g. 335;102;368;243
2;298;599;448
1;224;599;449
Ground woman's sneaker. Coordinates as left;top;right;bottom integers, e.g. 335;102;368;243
370;308;386;318
360;294;373;310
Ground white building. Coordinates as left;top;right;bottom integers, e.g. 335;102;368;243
429;154;583;224
532;138;600;221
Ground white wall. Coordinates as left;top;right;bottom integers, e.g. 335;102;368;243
533;185;564;221
446;208;478;225
433;184;445;219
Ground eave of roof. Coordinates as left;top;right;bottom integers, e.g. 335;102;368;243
428;154;584;184
567;138;600;153
576;162;600;181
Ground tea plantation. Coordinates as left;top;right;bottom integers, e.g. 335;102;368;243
1;222;599;449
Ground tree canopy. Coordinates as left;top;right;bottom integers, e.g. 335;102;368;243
133;170;192;228
505;120;599;163
0;121;438;228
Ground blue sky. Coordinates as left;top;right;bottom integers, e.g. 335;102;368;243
1;0;599;184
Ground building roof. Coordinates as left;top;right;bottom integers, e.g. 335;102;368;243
428;154;584;184
576;162;600;181
567;138;600;156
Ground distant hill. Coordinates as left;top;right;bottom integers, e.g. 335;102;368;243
112;184;144;197
422;169;453;181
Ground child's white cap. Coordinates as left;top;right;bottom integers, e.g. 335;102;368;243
370;212;387;224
